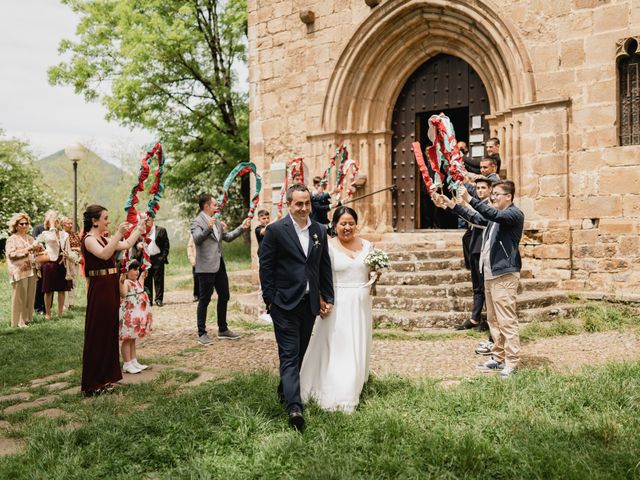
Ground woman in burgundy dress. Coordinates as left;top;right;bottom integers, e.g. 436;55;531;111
81;205;144;396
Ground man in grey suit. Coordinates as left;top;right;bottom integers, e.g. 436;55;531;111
191;193;250;345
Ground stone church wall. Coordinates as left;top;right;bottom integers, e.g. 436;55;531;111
248;0;640;293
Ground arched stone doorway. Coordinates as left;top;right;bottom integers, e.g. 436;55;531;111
316;0;536;232
391;54;491;232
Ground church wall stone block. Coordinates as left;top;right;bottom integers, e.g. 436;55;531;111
248;0;640;293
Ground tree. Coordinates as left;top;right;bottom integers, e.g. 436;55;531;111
48;0;249;220
0;133;66;243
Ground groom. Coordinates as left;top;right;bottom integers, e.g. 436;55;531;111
259;184;334;430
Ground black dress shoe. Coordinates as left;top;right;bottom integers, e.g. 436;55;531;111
454;319;479;330
478;322;490;332
288;409;305;431
155;300;163;307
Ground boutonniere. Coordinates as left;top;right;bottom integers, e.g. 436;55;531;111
312;233;320;248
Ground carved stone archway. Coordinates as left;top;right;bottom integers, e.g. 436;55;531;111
312;0;537;230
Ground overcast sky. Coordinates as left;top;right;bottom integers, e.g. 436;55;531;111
0;0;154;164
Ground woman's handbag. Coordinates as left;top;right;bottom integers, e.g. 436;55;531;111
35;252;50;264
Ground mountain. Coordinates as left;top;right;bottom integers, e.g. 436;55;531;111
36;149;134;226
36;149;189;244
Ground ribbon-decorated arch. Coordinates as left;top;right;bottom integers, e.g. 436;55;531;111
213;162;262;220
121;143;165;272
330;144;359;203
412;113;467;196
277;157;305;216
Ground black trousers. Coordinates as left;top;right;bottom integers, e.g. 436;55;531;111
34;277;45;313
144;255;165;303
192;266;199;299
196;259;230;337
470;252;485;322
270;295;315;413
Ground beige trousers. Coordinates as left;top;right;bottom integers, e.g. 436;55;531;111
64;262;80;307
11;275;37;327
485;272;520;368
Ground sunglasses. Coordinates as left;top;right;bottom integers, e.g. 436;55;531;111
18;222;29;226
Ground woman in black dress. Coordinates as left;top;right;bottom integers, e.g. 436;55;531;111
81;205;144;396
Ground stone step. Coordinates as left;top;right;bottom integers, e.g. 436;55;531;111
386;249;464;261
389;258;466;272
234;287;570;326
378;270;471;286
366;231;466;251
228;270;256;285
373;291;567;312
375;278;559;298
234;291;263;317
380;269;534;285
372;301;579;329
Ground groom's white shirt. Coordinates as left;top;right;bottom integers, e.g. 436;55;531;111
290;214;311;293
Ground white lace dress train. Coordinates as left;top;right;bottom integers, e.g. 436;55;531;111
300;240;373;413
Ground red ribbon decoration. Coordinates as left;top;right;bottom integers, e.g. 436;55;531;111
426;114;466;189
121;143;165;272
277;157;305;216
412;142;434;193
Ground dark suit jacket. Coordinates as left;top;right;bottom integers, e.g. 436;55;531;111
259;215;334;316
153;226;170;264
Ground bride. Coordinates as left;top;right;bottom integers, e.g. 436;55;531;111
300;206;375;413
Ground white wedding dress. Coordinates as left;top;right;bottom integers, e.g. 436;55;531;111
300;239;373;413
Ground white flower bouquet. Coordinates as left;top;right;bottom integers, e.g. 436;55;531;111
364;248;390;295
364;248;390;271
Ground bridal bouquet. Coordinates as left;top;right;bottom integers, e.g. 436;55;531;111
365;248;390;271
364;248;390;295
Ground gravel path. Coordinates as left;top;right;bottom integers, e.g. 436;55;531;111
141;290;640;380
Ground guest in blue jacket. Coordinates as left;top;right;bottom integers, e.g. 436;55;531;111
434;180;524;378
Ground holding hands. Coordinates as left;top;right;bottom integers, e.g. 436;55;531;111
319;298;333;318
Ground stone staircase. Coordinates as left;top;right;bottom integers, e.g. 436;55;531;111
234;230;577;329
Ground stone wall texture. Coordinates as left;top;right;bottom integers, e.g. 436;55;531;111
248;0;640;294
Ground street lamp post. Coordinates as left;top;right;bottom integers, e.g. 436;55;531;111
64;143;86;231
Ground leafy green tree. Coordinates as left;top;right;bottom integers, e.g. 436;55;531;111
48;0;249;221
0;133;66;242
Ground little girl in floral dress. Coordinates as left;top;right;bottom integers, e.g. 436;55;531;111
119;259;153;374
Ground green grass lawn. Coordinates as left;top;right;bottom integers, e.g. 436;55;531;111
166;240;252;278
1;365;639;479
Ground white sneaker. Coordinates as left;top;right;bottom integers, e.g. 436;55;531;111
122;361;142;374
132;359;149;371
258;312;272;323
500;365;517;378
476;357;504;372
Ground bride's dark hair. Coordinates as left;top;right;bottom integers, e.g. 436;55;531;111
328;206;358;237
